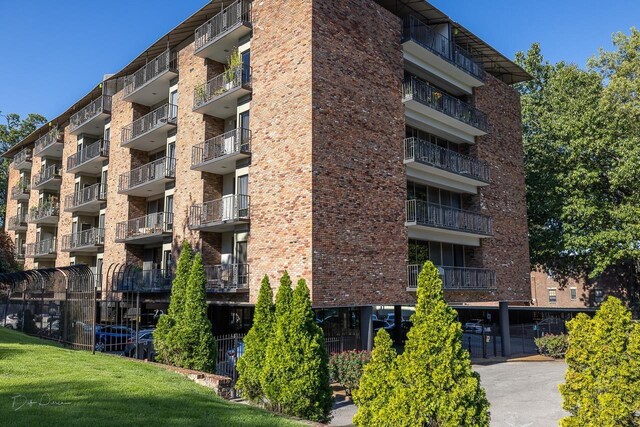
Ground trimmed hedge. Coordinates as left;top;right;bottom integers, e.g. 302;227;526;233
329;350;371;396
534;333;568;358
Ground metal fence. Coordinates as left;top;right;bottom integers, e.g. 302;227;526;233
191;128;252;167
195;0;252;52
406;199;493;235
67;139;109;171
70;95;112;132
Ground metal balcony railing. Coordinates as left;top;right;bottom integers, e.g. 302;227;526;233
118;157;176;192
70;95;112;132
112;269;173;293
406;200;493;236
402;16;485;82
403;77;488;132
404;137;490;183
121;104;177;146
34;129;62;156
193;64;252;109
15;246;26;261
33;164;62;188
124;49;178;96
64;183;107;211
205;264;249;291
407;264;496;290
62;228;105;251
26;238;57;258
7;212;28;229
13;148;32;167
189;195;250;229
10;179;30;199
29;200;60;223
191;128;251;167
115;212;173;242
195;0;253;51
67;139;109;171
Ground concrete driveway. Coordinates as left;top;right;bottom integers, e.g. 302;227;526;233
330;360;567;427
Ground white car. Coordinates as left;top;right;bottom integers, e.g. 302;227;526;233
3;314;19;329
464;319;491;334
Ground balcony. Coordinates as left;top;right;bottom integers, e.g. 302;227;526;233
10;179;30;201
193;65;252;118
13;148;32;171
118;157;175;197
123;49;178;106
7;212;28;231
70;95;112;135
14;247;26;263
61;228;105;253
64;183;107;214
121;104;177;151
66;139;109;175
191;128;251;174
115;212;173;244
32;164;62;191
29;200;60;225
34;129;63;158
26;238;57;259
112;269;173;293
205;264;249;292
189;195;250;232
403;77;487;144
404;137;489;194
194;0;253;62
407;264;496;291
406;200;492;246
402;16;484;93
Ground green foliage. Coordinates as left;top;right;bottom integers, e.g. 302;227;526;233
174;253;217;373
237;275;275;402
560;297;640;426
515;32;640;311
328;350;371;396
0;112;47;225
0;230;20;273
154;241;193;365
354;261;490;427
534;333;569;358
262;274;332;423
352;330;397;427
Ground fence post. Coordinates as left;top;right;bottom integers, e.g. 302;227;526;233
482;331;487;359
92;283;97;355
521;323;525;354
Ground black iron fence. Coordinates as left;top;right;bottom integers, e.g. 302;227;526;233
195;0;252;52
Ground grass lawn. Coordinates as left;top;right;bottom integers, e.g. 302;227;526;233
0;328;302;426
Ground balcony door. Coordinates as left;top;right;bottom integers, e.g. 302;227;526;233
237;174;248;217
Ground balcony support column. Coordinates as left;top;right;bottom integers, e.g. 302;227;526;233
360;306;374;351
393;304;403;344
499;301;511;357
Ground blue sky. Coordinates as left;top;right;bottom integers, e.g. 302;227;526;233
0;0;638;121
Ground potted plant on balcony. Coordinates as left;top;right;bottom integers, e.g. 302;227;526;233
223;50;242;90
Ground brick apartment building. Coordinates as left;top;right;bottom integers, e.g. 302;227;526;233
3;0;531;343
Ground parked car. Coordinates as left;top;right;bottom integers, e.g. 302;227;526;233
3;314;19;329
123;329;155;358
464;319;492;334
373;320;392;333
226;340;245;367
95;325;134;352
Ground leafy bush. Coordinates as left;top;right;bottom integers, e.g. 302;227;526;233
534;333;569;358
329;350;371;396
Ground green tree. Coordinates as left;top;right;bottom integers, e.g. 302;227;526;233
154;241;193;365
0;112;47;225
237;274;274;402
560;297;640;426
352;329;397;427
0;230;20;273
515;32;640;311
174;252;217;373
383;261;490;426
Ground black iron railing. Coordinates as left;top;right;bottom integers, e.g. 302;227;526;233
124;49;178;96
121;104;177;146
115;212;173;241
403;77;488;132
205;264;249;292
7;212;28;229
32;164;62;188
26;238;57;258
118;157;176;192
193;64;252;109
29;200;60;223
195;0;252;52
189;195;250;229
10;179;30;199
404;137;490;183
70;95;112;132
34;129;62;156
191;128;251;167
403;16;485;81
62;228;105;251
13;148;32;168
64;183;107;211
112;269;173;293
67;140;109;171
406;200;493;236
407;264;496;290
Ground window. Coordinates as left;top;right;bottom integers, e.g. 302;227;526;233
548;288;557;304
241;50;250;83
594;289;604;304
169;90;178;119
570;287;577;301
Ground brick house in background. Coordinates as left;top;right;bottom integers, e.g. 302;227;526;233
3;0;532;348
